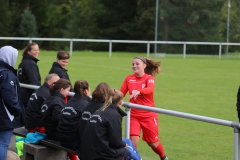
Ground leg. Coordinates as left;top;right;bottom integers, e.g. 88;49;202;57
130;116;141;148
0;129;13;160
147;141;166;159
141;116;167;159
130;136;140;148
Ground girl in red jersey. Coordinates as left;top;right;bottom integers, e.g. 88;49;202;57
120;56;168;160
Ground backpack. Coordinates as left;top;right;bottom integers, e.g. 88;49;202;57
123;138;142;160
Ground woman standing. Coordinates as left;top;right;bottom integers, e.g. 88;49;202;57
0;46;25;160
120;56;168;160
18;42;41;109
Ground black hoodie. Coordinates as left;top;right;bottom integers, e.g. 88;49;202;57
58;94;91;143
80;104;130;160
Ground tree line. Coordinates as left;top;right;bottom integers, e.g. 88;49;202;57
0;0;239;54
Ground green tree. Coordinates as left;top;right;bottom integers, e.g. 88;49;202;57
0;0;11;37
19;9;38;37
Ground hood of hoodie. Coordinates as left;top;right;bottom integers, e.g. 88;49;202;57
0;46;18;67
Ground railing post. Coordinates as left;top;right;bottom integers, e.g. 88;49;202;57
219;43;222;60
147;41;150;57
109;40;112;57
70;39;73;56
234;126;240;160
124;102;131;139
183;42;186;59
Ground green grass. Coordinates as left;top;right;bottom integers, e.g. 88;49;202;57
16;51;240;160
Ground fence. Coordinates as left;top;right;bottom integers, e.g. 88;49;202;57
1;37;240;59
20;83;240;160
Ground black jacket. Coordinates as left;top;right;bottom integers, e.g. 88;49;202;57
26;82;50;129
18;54;41;103
49;62;72;91
49;62;70;81
41;91;65;141
0;61;26;131
80;104;130;160
237;86;240;110
58;94;91;143
78;101;104;141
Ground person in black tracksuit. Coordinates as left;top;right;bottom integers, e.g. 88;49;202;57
49;50;72;89
18;42;41;109
25;74;60;132
41;79;71;141
78;82;113;144
58;80;91;152
80;103;130;160
78;82;130;160
237;86;240;122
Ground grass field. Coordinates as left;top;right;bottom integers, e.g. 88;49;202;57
16;50;240;160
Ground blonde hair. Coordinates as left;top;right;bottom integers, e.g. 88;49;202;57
112;89;123;106
92;83;114;112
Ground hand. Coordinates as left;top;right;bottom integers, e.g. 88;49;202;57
129;90;140;100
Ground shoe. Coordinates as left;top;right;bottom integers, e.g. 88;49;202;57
161;155;169;160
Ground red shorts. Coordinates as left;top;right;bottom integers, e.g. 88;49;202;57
130;115;159;143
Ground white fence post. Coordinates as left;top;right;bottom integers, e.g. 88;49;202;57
147;42;150;57
219;43;222;60
109;40;112;57
70;39;73;56
183;42;186;59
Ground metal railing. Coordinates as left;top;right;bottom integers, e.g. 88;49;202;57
1;37;240;59
20;83;240;160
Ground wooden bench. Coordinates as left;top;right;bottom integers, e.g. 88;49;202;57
13;127;80;160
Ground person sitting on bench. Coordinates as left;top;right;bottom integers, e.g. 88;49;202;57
58;80;91;153
26;73;59;133
80;86;131;160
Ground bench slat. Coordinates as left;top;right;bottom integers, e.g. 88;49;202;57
13;127;80;156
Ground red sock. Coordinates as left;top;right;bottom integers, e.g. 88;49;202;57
67;153;79;160
36;126;45;134
151;142;165;158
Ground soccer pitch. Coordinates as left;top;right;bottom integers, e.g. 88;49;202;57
16;50;240;160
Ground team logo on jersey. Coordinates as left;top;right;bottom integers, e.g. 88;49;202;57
148;79;154;84
29;93;38;101
17;68;22;75
10;81;14;86
142;84;146;88
41;104;48;113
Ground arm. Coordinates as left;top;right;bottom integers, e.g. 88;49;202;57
24;62;40;85
139;77;155;94
120;77;128;97
107;115;126;149
130;76;155;100
52;104;62;122
0;71;21;117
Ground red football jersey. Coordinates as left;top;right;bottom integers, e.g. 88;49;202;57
120;73;157;118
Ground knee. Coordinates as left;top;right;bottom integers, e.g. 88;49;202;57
147;142;159;148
